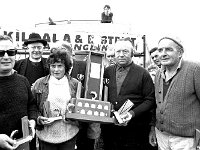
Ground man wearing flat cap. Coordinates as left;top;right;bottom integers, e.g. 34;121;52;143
14;33;49;150
149;37;200;150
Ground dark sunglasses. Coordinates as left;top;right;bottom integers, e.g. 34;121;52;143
0;49;17;57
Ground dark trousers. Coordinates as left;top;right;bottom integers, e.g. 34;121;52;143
38;136;76;150
76;122;95;150
30;136;36;150
102;123;154;150
103;135;154;150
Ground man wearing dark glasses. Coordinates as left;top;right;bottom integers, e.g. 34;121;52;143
0;37;17;73
14;33;49;150
0;35;37;150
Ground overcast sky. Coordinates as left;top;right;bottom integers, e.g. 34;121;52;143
1;0;200;61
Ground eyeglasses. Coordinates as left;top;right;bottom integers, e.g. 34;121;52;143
28;46;44;50
0;49;17;57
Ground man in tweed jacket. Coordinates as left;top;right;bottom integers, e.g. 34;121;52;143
149;37;200;150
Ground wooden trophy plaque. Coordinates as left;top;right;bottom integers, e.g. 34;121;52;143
65;51;114;123
11;116;30;150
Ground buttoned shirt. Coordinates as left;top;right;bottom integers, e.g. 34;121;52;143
116;62;132;95
161;59;182;99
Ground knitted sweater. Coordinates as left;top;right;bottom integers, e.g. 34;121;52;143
155;60;200;137
0;72;37;138
32;75;79;144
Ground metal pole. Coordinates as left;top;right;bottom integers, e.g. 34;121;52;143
142;35;146;68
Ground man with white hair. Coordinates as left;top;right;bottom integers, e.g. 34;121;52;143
102;37;155;150
149;37;200;150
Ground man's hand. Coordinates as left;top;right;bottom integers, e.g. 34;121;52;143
0;134;16;150
115;112;133;126
120;112;132;123
66;103;75;113
149;126;157;147
37;116;54;125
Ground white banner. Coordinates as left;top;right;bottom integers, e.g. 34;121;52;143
0;25;144;52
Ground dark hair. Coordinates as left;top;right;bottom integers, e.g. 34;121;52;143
104;5;111;9
47;48;72;74
149;47;158;55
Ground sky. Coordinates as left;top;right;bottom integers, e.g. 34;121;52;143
1;0;200;61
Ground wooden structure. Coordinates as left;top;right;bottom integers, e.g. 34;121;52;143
12;116;30;150
65;51;114;123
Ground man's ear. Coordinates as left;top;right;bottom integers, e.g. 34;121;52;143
131;49;134;57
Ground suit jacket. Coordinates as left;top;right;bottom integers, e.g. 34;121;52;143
14;57;49;76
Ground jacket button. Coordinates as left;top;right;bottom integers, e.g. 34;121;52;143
160;110;163;114
115;102;118;104
159;91;161;93
160;121;164;124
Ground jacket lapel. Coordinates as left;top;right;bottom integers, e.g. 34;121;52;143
112;65;118;97
21;58;29;75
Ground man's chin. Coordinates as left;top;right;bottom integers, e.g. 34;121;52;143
32;56;42;60
161;62;171;66
0;69;13;76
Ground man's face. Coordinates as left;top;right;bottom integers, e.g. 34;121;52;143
104;7;109;15
27;42;44;60
0;40;16;76
106;50;115;65
114;41;133;66
158;39;182;67
151;50;161;67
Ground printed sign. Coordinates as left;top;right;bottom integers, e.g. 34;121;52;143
0;25;144;52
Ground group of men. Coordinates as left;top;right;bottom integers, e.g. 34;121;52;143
0;32;200;150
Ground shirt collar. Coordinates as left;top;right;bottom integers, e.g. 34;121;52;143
29;57;41;62
116;61;133;71
161;58;183;80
